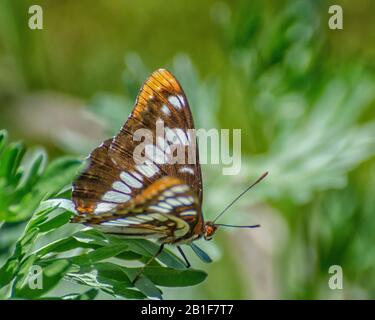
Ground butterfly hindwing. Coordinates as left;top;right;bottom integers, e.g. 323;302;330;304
75;177;202;244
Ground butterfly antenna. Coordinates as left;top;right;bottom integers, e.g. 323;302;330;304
215;223;261;228
212;171;268;224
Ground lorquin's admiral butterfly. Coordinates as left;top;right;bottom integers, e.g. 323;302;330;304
71;69;267;272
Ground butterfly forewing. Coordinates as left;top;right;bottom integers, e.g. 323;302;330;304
72;69;204;242
109;69;202;201
72;139;126;215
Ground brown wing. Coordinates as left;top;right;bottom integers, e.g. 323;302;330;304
109;69;203;202
73;177;204;243
72;69;203;225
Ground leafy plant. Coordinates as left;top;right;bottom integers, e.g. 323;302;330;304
0;129;78;223
0;132;207;300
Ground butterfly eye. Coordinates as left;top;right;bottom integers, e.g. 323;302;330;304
204;222;218;241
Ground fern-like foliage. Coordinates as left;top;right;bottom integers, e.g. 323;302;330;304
0;131;207;300
0;129;78;223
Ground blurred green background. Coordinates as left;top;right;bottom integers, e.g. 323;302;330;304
1;0;375;299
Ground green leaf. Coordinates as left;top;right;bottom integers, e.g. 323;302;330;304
68;244;130;265
88;263;138;298
35;237;99;259
73;228;110;246
119;267;162;299
133;275;162;300
0;259;19;289
65;268;146;300
65;271;113;291
37;211;73;233
36;157;82;198
26;199;75;233
62;288;99;300
37;198;77;214
74;231;186;268
110;287;146;299
93;262;132;286
0;228;39;289
44;289;99;300
32;228;111;260
143;266;207;287
16;149;47;193
0;141;25;183
26;204;63;232
115;250;143;260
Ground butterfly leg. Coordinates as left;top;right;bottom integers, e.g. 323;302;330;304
132;244;165;284
177;246;191;268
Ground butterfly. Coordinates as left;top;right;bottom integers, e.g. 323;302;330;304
71;69;266;269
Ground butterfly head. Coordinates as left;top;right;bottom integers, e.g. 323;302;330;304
203;221;218;241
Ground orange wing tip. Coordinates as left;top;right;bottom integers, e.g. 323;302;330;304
153;68;173;77
147;68;182;93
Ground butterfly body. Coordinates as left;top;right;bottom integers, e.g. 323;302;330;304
72;69;215;246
